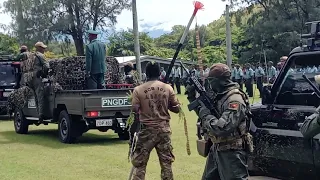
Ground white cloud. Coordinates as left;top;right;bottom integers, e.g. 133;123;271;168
0;0;227;32
117;0;226;31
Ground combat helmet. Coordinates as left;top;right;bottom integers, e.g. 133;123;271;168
208;63;231;79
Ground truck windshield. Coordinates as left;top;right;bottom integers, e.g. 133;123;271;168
0;62;15;87
276;54;320;106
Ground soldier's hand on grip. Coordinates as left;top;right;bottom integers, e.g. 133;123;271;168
185;84;196;99
198;100;211;120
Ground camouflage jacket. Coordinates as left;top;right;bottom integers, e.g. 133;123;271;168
300;106;320;138
21;52;48;82
202;87;250;151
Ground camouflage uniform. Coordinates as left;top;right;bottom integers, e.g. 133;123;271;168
300;106;320;138
187;63;252;180
20;51;48;118
131;125;174;180
130;76;179;180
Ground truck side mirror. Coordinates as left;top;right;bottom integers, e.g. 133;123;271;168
262;85;272;104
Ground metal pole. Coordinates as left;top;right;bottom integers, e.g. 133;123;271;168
226;4;232;67
132;0;142;80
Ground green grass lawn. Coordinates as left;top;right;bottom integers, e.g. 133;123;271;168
0;86;261;180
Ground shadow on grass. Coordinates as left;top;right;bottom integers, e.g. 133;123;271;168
0;129;127;149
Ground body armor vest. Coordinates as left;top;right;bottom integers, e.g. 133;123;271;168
209;88;252;151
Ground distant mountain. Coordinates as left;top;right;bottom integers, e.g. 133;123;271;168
143;29;169;38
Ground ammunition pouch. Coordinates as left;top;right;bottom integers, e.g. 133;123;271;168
243;133;254;153
196;139;213;157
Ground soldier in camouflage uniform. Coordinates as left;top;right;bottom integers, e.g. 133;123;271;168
124;62;141;87
130;61;180;180
186;63;252;180
300;106;320;138
13;45;29;88
18;42;49;123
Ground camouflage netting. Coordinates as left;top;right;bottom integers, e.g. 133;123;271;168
48;56;124;90
7;86;33;114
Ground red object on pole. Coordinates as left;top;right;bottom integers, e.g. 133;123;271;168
193;1;204;15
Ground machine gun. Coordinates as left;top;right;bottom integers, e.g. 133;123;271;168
300;21;320;50
180;61;220;157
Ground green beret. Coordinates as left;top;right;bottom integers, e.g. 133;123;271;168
87;30;100;35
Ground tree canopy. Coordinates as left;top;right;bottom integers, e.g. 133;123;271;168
1;0;320;65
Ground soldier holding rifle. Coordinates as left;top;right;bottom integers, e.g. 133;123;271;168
186;63;253;180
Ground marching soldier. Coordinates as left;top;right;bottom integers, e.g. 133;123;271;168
85;30;106;89
186;63;253;180
130;61;180;180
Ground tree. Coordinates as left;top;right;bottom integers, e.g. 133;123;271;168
4;0;131;55
0;33;19;55
107;29;153;56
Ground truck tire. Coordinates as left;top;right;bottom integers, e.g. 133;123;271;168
118;131;130;140
14;109;29;134
58;110;76;144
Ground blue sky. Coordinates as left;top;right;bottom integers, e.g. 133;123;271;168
0;0;228;38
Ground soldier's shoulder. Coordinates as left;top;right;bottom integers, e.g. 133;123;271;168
35;52;45;58
223;89;245;104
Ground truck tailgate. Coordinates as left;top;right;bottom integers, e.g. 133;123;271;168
55;89;132;117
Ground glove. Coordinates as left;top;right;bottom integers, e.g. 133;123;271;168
198;100;212;120
185;84;196;100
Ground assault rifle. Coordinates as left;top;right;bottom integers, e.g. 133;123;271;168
179;61;220;157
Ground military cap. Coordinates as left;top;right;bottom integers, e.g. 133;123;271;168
87;30;100;35
208;63;231;78
35;42;47;49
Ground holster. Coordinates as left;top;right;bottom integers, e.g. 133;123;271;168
196;139;213;157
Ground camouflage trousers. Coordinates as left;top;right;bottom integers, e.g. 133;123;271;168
27;77;45;117
202;145;249;180
131;126;175;180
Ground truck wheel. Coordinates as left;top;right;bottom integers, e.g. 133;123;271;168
58;110;76;144
14;109;29;134
118;131;129;140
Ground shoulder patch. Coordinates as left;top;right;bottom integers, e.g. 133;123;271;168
228;102;240;111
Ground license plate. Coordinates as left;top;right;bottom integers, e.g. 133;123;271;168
101;97;131;107
3;92;11;97
96;119;113;127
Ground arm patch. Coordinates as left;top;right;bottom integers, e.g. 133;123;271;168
228;102;240;111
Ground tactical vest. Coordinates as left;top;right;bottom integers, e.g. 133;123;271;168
209;88;252;151
21;52;43;83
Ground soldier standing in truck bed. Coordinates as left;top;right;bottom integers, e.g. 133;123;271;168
85;30;106;89
130;61;180;180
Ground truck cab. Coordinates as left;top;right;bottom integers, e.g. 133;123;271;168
0;55;18;115
249;21;320;179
